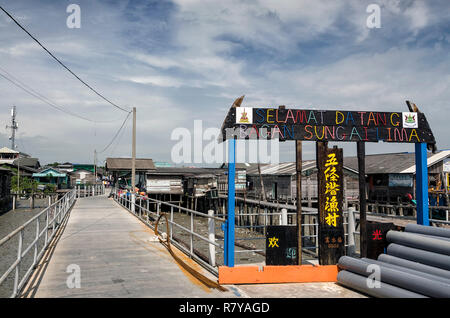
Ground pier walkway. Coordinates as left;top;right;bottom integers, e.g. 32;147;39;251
13;194;364;298
23;194;236;298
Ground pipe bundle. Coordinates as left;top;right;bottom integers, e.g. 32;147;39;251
337;224;450;298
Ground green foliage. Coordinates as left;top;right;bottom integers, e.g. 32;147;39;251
43;183;57;195
11;175;39;194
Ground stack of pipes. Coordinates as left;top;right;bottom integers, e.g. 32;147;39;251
337;224;450;298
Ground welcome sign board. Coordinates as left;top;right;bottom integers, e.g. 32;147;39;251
222;107;436;144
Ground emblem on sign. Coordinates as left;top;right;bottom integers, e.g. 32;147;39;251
236;107;253;124
402;112;418;128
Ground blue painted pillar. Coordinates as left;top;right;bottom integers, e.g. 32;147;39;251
224;138;236;267
415;142;429;226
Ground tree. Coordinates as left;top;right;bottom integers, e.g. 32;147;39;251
11;175;39;194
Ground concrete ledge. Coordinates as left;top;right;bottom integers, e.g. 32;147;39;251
219;265;338;285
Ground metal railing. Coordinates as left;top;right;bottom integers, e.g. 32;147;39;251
224;195;352;258
75;184;105;198
0;189;76;298
112;188;226;275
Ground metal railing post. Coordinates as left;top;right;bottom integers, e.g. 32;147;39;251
208;209;216;267
33;217;39;267
45;208;49;247
280;208;288;225
170;206;174;241
347;207;356;255
190;212;194;257
13;231;23;297
131;193;136;214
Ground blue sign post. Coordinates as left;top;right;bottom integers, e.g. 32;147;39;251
415;142;430;226
224;138;236;267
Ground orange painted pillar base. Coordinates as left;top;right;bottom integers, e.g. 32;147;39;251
219;265;338;285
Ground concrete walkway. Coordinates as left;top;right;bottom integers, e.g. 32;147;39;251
28;195;236;298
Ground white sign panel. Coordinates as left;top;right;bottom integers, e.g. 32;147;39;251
444;158;450;172
402;112;418;128
236;107;253;124
389;174;413;187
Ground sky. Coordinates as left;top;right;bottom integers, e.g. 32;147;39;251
0;0;449;166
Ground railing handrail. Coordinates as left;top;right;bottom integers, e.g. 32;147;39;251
113;188;221;274
0;188;77;297
127;192;226;222
0;191;71;247
219;194;317;212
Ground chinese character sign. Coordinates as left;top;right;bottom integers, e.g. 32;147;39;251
318;145;345;265
266;226;298;266
324;153;341;227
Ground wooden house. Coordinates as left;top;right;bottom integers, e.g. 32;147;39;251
69;169;96;186
245;161;360;204
32;167;69;190
344;150;450;205
105;157;156;190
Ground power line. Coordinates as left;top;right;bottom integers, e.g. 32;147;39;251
98;111;131;154
0;5;131;114
0;68;122;123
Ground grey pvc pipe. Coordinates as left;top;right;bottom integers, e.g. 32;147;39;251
378;254;450;280
387;231;450;256
387;243;450;271
414;233;450;242
361;257;450;285
338;256;450;298
337;270;427;298
405;224;450;239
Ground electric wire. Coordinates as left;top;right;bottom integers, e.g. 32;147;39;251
97;111;131;154
0;68;122;124
0;5;131;114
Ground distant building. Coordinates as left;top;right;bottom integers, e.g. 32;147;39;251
0;146;30;164
73;164;95;173
0;149;40;179
32;167;69;190
344;150;450;204
240;161;359;202
13;157;41;169
56;162;74;173
146;167;222;196
69;169;96;185
105;158;156;190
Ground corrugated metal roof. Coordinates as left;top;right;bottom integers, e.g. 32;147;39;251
13;157;40;168
106;158;156;171
343;150;450;175
401;150;450;173
33;167;66;177
147;167;225;177
246;160;318;176
0;147;18;154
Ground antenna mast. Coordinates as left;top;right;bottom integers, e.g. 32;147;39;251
6;106;18;149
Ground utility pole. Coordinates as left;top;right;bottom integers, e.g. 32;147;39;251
295;140;302;265
6;106;18;150
94;149;97;184
131;107;136;191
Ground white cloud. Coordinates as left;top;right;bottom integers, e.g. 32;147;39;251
0;0;449;164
